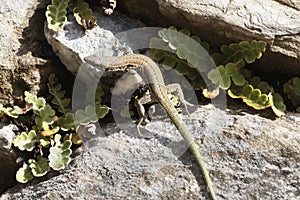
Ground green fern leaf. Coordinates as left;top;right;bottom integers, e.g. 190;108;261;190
215;40;267;65
16;163;34;183
29;156;50;177
70;0;97;29
49;134;72;170
57;112;75;131
74;105;109;126
270;93;286;116
24;91;46;112
46;0;70;32
13;130;37;151
231;73;245;86
48;74;71;114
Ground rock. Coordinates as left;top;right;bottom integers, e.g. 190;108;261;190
1;105;299;199
276;0;300;10
0;124;19;194
120;0;300;75
1;1;299;198
0;124;17;150
44;8;144;85
0;0;74;106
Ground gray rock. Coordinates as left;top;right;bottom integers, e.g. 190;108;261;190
0;0;74;106
0;124;19;194
44;8;145;85
121;0;300;75
0;124;17;150
1;105;299;199
275;0;300;10
1;1;299;199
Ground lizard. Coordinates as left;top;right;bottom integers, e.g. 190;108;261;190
84;53;217;200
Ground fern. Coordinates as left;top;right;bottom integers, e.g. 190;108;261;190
13;130;37;151
283;77;300;112
46;0;70;32
150;27;210;91
74;105;109;126
0;104;19;119
208;61;248;90
49;134;72;170
0;73;111;183
16;163;34;183
69;0;97;29
29;156;50;177
48;74;71;115
212;40;266;65
46;0;97;31
150;26;289;116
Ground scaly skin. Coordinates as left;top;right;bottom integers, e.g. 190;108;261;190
107;54;216;200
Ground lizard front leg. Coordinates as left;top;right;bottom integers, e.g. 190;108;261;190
136;83;193;134
136;91;155;135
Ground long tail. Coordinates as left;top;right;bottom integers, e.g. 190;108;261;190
157;93;217;199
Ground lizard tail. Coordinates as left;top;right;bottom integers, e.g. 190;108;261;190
189;142;217;200
157;96;217;200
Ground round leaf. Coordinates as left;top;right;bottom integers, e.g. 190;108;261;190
232;73;245;86
16;163;34;183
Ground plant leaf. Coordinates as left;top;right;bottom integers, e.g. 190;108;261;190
29;156;50;177
49;134;72;170
16;163;34;183
13;130;37;151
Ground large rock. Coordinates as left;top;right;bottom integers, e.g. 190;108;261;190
0;105;299;199
1;1;299;199
120;0;300;75
44;9;142;85
0;0;73;106
0;124;19;194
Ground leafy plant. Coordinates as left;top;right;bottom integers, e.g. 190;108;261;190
0;74;109;183
211;40;266;66
69;0;97;29
13;130;38;151
0;104;19;120
48;74;71;114
150;27;210;90
11;89;72;182
16;163;34;183
46;0;70;32
49;134;72;170
208;62;248;90
46;0;97;32
150;26;290;116
283;77;300;112
46;0;116;31
16;156;50;183
29;156;50;177
74;105;109;125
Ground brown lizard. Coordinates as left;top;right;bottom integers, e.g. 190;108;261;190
84;53;217;199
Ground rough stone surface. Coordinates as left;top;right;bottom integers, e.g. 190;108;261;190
1;104;299;199
276;0;300;10
120;0;300;75
0;124;19;194
0;124;17;150
44;8;145;85
0;0;73;106
1;1;300;199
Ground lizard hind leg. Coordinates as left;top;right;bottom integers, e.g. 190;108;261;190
165;83;195;114
136;93;156;137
